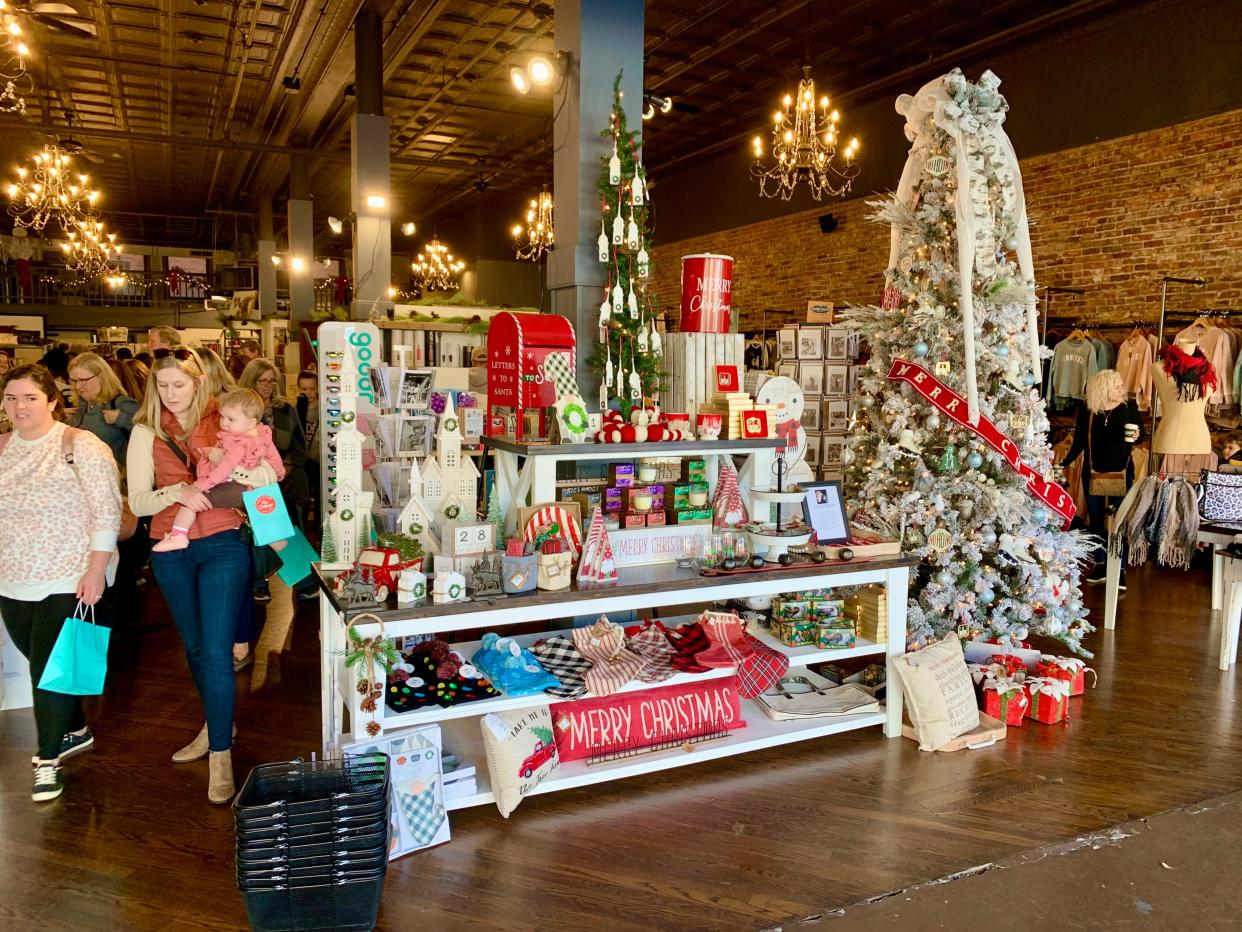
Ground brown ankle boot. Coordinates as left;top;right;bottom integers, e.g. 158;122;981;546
172;723;237;764
208;750;235;804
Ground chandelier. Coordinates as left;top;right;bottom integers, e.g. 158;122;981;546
411;238;465;292
750;66;860;201
0;1;31;116
511;186;554;261
7;144;100;233
61;218;121;277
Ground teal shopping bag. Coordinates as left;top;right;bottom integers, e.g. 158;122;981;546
243;483;296;546
38;603;110;696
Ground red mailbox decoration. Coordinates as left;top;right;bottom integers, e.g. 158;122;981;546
487;312;577;441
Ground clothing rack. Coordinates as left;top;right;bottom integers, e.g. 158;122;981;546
1039;285;1087;345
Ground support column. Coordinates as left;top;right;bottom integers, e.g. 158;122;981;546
287;155;315;328
548;0;644;393
257;197;277;319
350;3;392;320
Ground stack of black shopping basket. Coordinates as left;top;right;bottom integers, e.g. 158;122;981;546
233;753;391;931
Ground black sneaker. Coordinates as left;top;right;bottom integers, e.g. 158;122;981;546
30;727;94;765
32;762;63;802
296;586;320;603
253;580;272;603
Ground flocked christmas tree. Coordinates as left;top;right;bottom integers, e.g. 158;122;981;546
587;70;664;417
841;69;1092;653
485;487;507;549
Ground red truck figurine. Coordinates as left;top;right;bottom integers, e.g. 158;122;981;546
354;547;425;600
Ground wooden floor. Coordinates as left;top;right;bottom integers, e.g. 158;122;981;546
2;558;1240;931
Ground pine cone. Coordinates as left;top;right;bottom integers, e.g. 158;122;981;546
356;680;371;696
360;694;377;713
365;720;382;737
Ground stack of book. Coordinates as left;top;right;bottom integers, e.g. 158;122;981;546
846;587;889;643
441;754;477;803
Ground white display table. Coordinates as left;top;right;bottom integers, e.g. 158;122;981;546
316;554;914;810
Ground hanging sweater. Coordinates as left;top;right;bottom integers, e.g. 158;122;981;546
1115;334;1155;411
0;421;122;601
1051;337;1100;407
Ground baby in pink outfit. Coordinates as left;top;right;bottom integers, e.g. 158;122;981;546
153;388;287;552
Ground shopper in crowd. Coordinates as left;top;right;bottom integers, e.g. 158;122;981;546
134;351;153;368
0;364;121;802
1061;369;1143;586
110;358;151;403
295;370;320;528
0;347;14;375
227;340;261;381
127;348;276;803
239;358;311;602
67;352;139;466
40;347;73;407
147;325;181;354
198;346;236;397
115;347;133;361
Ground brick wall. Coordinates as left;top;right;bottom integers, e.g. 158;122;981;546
652;107;1242;333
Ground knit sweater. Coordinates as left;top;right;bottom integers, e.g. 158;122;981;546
0;421;122;601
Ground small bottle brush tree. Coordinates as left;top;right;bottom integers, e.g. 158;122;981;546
841;69;1093;653
587;70;665;418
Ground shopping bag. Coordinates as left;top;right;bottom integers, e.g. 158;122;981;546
276;528;319;586
38;603;110;696
243;483;296;546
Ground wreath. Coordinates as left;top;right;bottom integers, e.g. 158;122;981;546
443;416;459;432
340;509;354;521
448;582;464;599
444;503;461;520
344;614;399;736
559;401;589;435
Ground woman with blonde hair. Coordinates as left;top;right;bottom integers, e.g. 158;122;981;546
67;352;139;467
239;358;309;601
127;348;277;802
1061;368;1143;585
197;346;236;398
110;357;150;403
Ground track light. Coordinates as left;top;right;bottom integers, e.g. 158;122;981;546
327;216;343;234
401;221;416;237
270;254;283;267
290;256;305;273
527;57;553;86
510;50;572;95
509;65;529;95
282;75;301;94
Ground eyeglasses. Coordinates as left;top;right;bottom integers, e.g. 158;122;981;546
69;375;98;386
255;376;278;386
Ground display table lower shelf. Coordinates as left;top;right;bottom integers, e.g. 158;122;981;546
441;700;887;811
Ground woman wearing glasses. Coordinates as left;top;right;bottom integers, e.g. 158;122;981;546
239;359;310;602
67;352;140;467
127;348;277;803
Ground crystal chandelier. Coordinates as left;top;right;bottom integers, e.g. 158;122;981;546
511;186;554;261
0;2;31;116
61;218;121;277
7;144;100;233
750;66;860;201
411;238;465;292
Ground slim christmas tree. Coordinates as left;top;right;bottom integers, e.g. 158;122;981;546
486;487;508;549
842;69;1092;653
588;70;664;417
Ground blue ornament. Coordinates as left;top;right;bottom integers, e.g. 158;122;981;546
1022;372;1036;387
966;451;983;469
995;345;1009;358
1032;506;1048;525
978;587;996;605
913;340;929;357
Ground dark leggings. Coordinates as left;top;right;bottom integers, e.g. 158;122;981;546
0;592;89;760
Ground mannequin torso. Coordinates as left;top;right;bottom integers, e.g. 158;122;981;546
1150;351;1211;455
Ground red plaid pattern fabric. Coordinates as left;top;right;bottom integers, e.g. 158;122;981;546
664;622;712;673
695;612;754;668
628;624;678;682
734;634;789;699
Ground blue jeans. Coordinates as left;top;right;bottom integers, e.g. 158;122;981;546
151;528;249;752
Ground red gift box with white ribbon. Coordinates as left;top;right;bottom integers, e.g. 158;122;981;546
1024;676;1072;724
1036;654;1095;697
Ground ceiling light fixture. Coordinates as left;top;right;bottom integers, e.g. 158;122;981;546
401;221;416;237
270;254;283;267
512;185;553;261
510;50;572;95
365;194;386;210
750;64;859;201
282;75;301;94
290;256;305;273
6;143;101;234
327;215;343;234
411;237;465;292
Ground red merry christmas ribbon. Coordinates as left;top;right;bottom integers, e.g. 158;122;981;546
886;358;1076;526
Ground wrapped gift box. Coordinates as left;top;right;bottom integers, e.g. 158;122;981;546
681;459;707;483
622;512;648;529
610;463;636;488
1036;654;1094;696
771;619;817;647
645;510;666;528
981;676;1029;726
1024;676;1071;725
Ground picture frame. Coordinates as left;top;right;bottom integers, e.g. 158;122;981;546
826;399;849;433
798;362;824;395
823;436;846;467
715;364;741;394
741;409;769;439
399;368;434;409
796;328;823;360
801;479;849;544
778;362;799;381
399;414;434;457
807;300;834;325
825;364;849;397
826;328;850;361
800;396;821;431
803;431;821;468
778;328;798;360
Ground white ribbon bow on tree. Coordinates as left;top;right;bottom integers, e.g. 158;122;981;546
888;69;1040;427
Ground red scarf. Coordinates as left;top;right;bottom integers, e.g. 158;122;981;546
1159;344;1217;402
